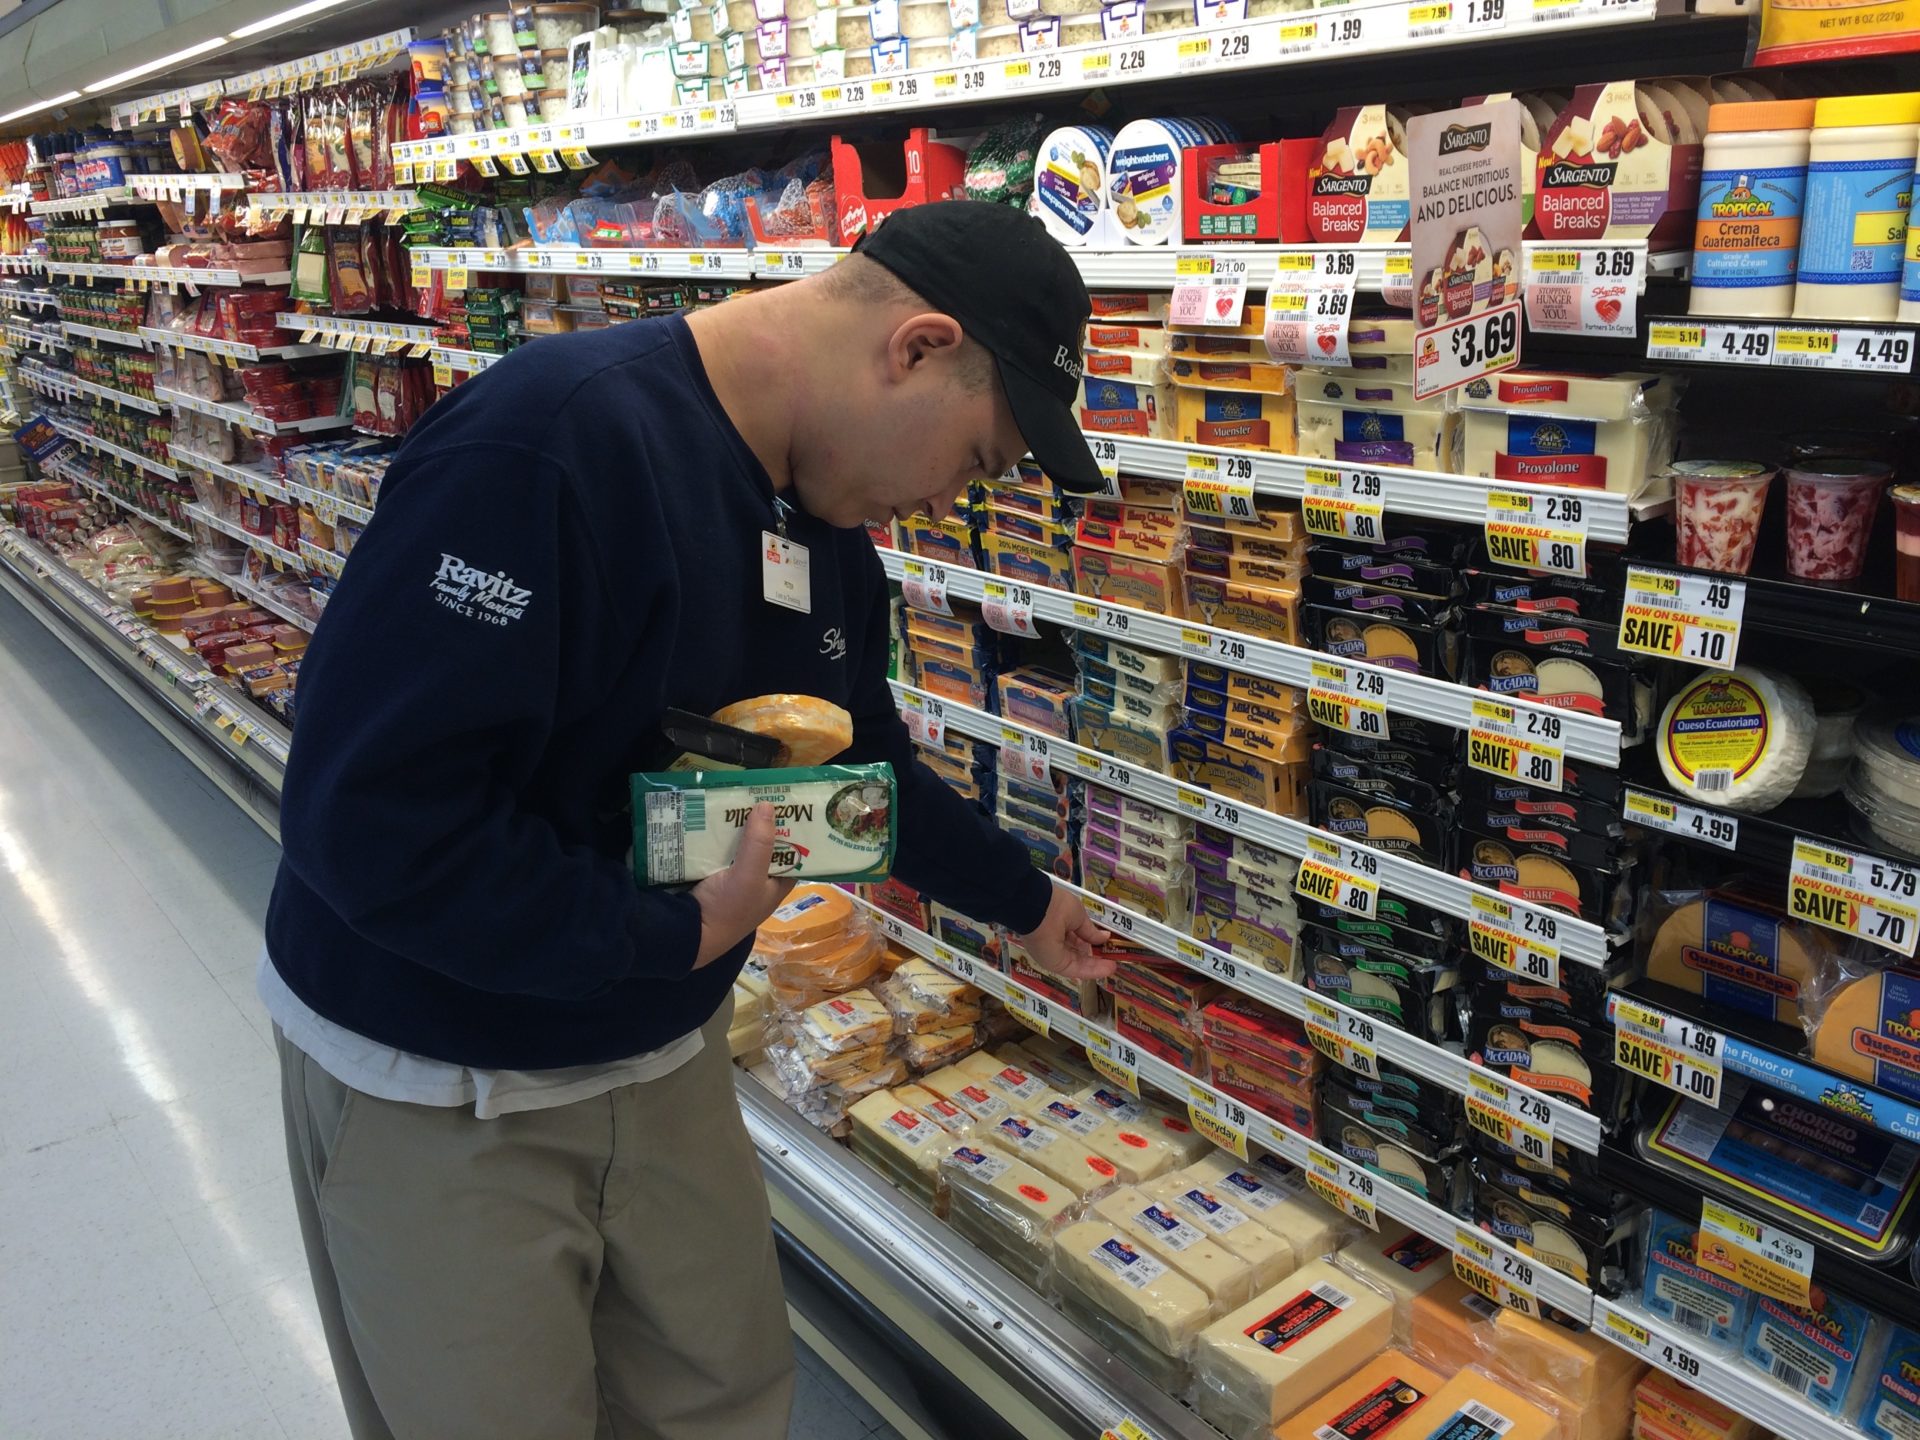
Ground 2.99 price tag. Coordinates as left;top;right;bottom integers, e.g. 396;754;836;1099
1618;566;1745;670
1184;453;1257;520
1301;466;1385;541
1483;489;1588;577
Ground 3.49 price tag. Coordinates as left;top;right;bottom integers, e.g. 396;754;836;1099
1611;997;1725;1106
980;578;1038;637
997;726;1051;785
1483;489;1588;577
898;692;946;746
1466;697;1565;792
1301;466;1384;541
1305;659;1390;740
1788;838;1920;957
1618;566;1745;670
899;558;952;615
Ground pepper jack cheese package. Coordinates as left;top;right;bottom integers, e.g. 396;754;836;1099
631;764;896;884
1191;1258;1396;1437
1273;1349;1444;1440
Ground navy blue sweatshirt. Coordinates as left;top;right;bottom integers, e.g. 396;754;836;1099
266;316;1051;1070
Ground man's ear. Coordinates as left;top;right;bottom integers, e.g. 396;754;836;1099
888;312;966;378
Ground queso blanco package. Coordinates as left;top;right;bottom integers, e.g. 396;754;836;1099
631;764;897;885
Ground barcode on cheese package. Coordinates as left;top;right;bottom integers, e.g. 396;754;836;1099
630;763;896;885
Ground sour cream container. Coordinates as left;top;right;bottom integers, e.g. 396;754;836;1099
1689;100;1815;318
1794;93;1920;322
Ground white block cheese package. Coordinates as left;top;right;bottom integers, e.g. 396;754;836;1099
940;1143;1078;1287
1051;1219;1218;1388
1656;667;1816;813
1190;1256;1396;1440
1137;1175;1296;1295
1032;1094;1182;1186
981;1111;1123;1197
1456;370;1680;500
847;1088;958;1203
1092;1186;1262;1309
631;764;896;883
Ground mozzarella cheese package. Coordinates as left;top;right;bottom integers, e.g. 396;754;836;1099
631;764;897;884
1091;1186;1260;1309
1139;1174;1296;1294
1274;1349;1445;1440
1192;1258;1396;1436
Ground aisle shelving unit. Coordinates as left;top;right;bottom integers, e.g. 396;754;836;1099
47;455;192;542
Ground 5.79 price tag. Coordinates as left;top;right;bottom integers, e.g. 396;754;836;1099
1788;838;1920;957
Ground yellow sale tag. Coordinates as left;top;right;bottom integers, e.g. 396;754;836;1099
1696;1199;1813;1308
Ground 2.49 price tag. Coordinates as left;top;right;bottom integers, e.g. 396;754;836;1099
1453;1228;1539;1317
1303;994;1380;1078
1466;697;1565;792
1295;835;1381;918
1465;1070;1555;1165
1303;1148;1380;1231
1305;659;1390;740
1467;893;1561;987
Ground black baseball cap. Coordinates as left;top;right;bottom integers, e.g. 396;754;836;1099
852;200;1103;493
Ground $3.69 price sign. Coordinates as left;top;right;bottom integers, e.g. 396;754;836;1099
1483;489;1588;577
1618;566;1745;670
1305;659;1389;740
1611;997;1725;1106
1301;466;1385;541
1466;697;1565;792
1415;301;1521;400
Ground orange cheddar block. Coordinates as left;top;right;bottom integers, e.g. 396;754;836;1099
1275;1349;1445;1440
1414;1370;1559;1440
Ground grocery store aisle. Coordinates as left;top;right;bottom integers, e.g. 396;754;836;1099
0;594;903;1440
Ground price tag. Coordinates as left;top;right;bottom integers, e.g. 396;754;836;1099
899;559;951;615
444;263;470;291
1618;566;1746;670
980;579;1038;637
1263;250;1358;364
1523;246;1639;339
1186;1084;1250;1160
1085;1030;1142;1095
1772;325;1914;374
1295;836;1382;918
899;691;946;746
1696;1198;1814;1308
1647;320;1775;367
1612;997;1726;1106
998;726;1051;785
1168;254;1251;328
1465;1070;1555;1165
932;942;981;988
1453;1228;1540;1317
1788;838;1920;958
1303;994;1380;1078
1174;33;1213;70
1467;893;1561;987
1414;300;1521;400
1622;787;1739;851
1466;697;1565;792
1005;986;1052;1037
1301;465;1385;542
1182;453;1257;519
1305;659;1390;740
1304;1149;1380;1230
1601;1308;1704;1381
1483;489;1588;577
1089;435;1120;494
760;251;810;276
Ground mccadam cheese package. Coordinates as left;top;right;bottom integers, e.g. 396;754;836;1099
631;764;897;884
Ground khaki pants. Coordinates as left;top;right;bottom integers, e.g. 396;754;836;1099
275;1004;795;1440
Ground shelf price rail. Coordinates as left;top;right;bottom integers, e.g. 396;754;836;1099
875;547;1623;766
890;678;1608;967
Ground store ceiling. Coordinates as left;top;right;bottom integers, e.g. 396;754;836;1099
2;0;471;132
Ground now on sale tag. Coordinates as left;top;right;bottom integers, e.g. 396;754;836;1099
1301;466;1385;542
1169;254;1251;328
1618;566;1745;670
1483;489;1588;577
1789;838;1920;958
1611;996;1726;1106
1522;246;1639;339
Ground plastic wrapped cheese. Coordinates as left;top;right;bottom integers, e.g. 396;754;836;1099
1091;1186;1261;1308
1655;668;1815;813
1415;1369;1563;1440
1482;1305;1647;1406
1409;1276;1500;1375
1273;1348;1445;1440
710;693;854;766
1032;1095;1181;1185
942;1143;1076;1286
1633;1370;1757;1440
1190;1257;1396;1438
795;986;892;1051
848;1088;956;1192
1138;1173;1295;1293
981;1111;1121;1196
1338;1228;1460;1342
631;764;896;882
1051;1219;1218;1377
1642;888;1832;1027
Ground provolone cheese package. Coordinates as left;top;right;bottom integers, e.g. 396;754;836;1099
631;763;896;884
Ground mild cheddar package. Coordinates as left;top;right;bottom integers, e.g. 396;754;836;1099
630;764;896;884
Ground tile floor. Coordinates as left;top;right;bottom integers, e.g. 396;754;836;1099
0;592;900;1439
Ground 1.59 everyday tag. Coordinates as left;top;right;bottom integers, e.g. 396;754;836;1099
762;532;812;613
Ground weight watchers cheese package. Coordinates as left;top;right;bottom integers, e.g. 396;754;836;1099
631;764;897;885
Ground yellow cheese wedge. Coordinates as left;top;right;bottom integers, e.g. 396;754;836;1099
1644;896;1823;1027
756;884;855;946
1415;1369;1560;1440
710;693;853;766
1052;1219;1218;1357
1485;1305;1646;1404
1092;1187;1260;1309
1341;1229;1459;1339
1191;1258;1396;1435
1273;1349;1445;1440
1809;965;1920;1090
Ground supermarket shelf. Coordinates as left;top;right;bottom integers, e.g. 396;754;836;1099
1646;315;1920;379
395;109;733;171
47;419;179;480
169;448;288;498
0;255;46;274
0;286;56;309
19;364;164;414
48;457;193;541
1072;241;1677;295
7;323;67;355
276;314;439;353
42;262;294;289
1100;435;1637;544
740;1079;1215;1440
891;678;1610;967
1620;774;1918;887
283;480;373;527
30;188;145;216
0;526;288;823
1588;1299;1862;1440
137;327;331;363
430;346;504;374
107;79;227;131
219;568;318;633
126;173;249;201
155;387;353;436
872;896;1598;1320
62;321;146;349
248;190;417;222
183;503;309;572
1611;979;1920;1148
299;540;347;579
876;547;1623;766
410;246;760;281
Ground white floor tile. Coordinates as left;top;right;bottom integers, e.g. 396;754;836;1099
0;1126;163;1271
116;1081;291;1218
218;1274;344;1411
168;1176;309;1309
273;1382;354;1440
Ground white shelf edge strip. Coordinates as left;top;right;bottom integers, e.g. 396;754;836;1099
890;677;1608;967
851;892;1595;1322
876;548;1622;766
48;420;178;479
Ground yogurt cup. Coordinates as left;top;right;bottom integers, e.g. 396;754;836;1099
1784;458;1891;581
1673;461;1774;575
1892;483;1920;601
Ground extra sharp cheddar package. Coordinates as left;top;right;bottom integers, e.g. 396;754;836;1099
631;764;897;885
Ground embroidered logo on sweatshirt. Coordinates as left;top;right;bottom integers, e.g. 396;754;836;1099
432;554;533;626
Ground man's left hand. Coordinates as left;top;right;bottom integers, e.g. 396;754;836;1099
1014;884;1115;980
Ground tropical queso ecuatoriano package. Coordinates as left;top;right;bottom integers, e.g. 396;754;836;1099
631;764;897;885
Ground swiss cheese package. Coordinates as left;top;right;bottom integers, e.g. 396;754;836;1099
1090;1186;1262;1310
1051;1219;1218;1385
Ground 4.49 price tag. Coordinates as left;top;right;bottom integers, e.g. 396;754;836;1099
1611;997;1725;1106
1305;659;1390;740
1466;697;1565;792
1788;838;1920;957
1618;566;1745;670
1483;489;1588;577
1301;466;1384;541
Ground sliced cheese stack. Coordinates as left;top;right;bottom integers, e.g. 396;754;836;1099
1479;1306;1647;1440
1091;1186;1260;1310
1051;1219;1218;1389
1634;1371;1758;1440
1137;1172;1295;1294
940;1143;1076;1287
755;885;883;1010
1191;1258;1395;1438
729;969;772;1060
1274;1349;1445;1440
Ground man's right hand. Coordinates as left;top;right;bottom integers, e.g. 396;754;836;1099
692;802;796;969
